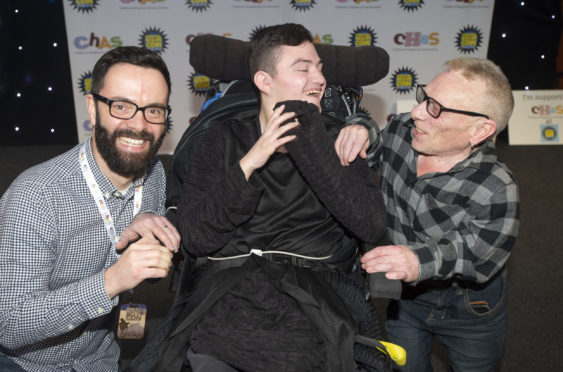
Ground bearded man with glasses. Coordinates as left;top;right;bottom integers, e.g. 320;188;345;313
0;46;180;371
337;58;520;371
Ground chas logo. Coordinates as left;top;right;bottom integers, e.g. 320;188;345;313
121;0;166;3
349;26;377;47
455;25;483;54
139;27;168;54
68;0;99;13
313;33;334;45
290;0;316;11
394;32;439;46
78;71;93;95
390;67;418;94
74;33;123;50
337;0;380;3
233;0;274;3
189;72;214;96
398;0;424;11
186;0;212;12
531;105;563;115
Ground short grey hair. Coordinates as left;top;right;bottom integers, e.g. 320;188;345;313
444;58;513;134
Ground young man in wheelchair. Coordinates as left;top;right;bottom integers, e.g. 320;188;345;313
145;23;392;372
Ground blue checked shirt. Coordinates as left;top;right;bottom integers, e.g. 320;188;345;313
0;138;166;371
368;113;519;284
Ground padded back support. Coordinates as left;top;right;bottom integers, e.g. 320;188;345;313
189;34;390;86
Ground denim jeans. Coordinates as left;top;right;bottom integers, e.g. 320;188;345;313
0;353;25;371
386;270;507;372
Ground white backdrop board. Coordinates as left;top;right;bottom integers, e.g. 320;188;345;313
509;90;562;145
63;0;495;154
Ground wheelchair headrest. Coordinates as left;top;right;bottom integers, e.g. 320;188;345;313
189;34;389;87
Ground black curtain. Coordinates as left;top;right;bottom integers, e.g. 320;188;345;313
0;0;77;145
488;0;562;90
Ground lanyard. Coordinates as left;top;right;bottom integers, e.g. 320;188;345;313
79;144;143;245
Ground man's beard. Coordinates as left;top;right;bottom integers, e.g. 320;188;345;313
94;109;165;180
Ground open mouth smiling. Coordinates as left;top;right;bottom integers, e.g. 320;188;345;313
119;137;144;147
305;89;322;97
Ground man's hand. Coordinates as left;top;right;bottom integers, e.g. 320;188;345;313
239;104;299;180
334;124;369;166
361;245;420;282
104;237;174;299
115;213;180;253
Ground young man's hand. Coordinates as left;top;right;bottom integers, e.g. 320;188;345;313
239;104;299;180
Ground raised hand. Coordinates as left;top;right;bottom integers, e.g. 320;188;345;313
239;104;299;180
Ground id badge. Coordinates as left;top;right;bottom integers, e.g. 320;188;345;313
117;303;147;339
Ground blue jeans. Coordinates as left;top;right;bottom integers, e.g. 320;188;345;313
0;353;25;371
386;270;507;372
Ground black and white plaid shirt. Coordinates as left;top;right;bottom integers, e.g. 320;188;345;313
370;113;519;284
0;138;166;371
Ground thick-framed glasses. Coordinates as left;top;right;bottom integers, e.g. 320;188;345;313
92;93;171;125
416;85;489;120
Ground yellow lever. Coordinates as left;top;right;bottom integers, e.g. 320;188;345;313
377;341;407;366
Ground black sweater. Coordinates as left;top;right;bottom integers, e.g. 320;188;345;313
177;100;386;258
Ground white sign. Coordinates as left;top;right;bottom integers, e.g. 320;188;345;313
509;90;562;145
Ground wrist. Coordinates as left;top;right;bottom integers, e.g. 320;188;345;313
239;156;255;181
103;267;120;299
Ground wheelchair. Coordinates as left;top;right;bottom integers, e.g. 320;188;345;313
130;34;405;372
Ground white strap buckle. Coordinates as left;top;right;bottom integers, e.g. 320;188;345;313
249;249;263;257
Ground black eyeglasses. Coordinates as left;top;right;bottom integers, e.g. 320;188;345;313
92;93;171;125
416;85;489;120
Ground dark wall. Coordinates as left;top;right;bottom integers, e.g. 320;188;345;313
0;0;561;145
488;0;562;90
0;0;76;145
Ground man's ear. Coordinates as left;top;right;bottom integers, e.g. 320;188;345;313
472;118;497;145
253;71;271;94
86;94;97;128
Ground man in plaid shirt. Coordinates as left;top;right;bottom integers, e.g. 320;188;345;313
0;47;180;371
338;58;519;371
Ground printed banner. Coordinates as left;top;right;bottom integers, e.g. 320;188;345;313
509;90;562;145
62;0;495;154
